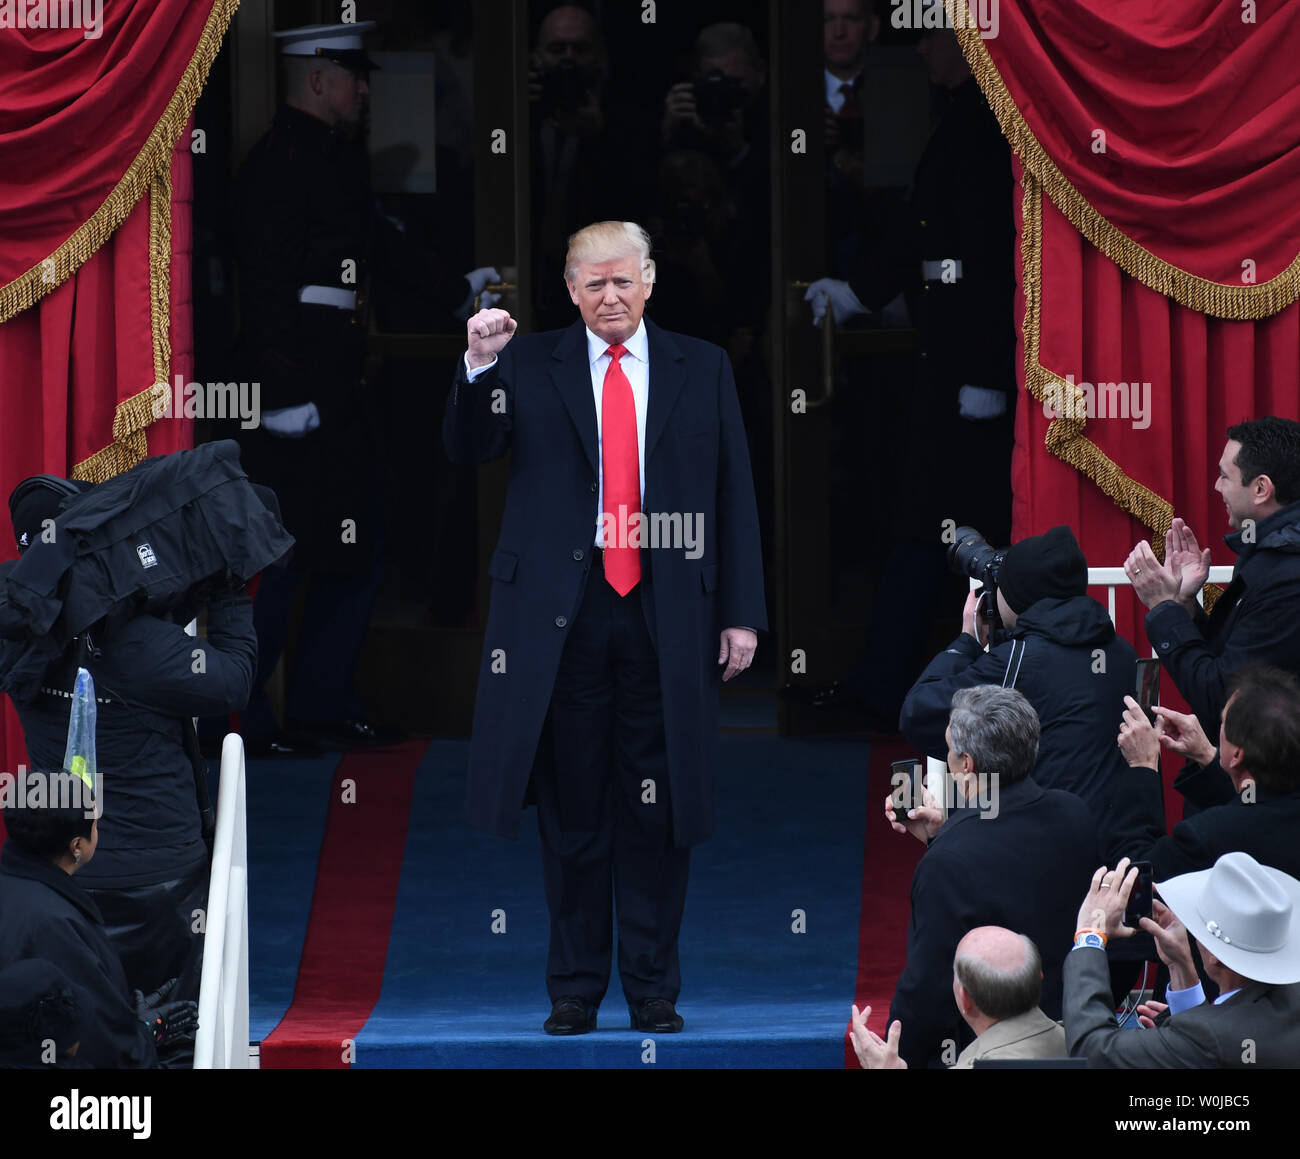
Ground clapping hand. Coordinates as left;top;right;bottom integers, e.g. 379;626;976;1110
1123;540;1179;610
850;1004;907;1069
1165;518;1212;609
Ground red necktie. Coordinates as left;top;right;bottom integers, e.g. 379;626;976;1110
601;344;640;595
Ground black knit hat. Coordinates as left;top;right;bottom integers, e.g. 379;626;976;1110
8;475;91;554
998;525;1088;614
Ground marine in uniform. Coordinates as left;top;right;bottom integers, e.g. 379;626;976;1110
231;23;490;751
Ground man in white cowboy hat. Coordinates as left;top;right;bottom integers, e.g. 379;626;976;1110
1065;852;1300;1067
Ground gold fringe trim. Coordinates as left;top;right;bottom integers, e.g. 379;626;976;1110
947;0;1300;322
149;166;174;395
3;0;244;482
1019;167;1222;608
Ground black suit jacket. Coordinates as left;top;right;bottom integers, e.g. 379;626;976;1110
890;778;1098;1068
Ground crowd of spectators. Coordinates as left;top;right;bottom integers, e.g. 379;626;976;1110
865;417;1300;1068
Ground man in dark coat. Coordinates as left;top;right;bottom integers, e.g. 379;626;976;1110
0;794;159;1069
901;526;1138;824
444;221;766;1034
886;685;1097;1068
1126;417;1300;810
1110;665;1300;881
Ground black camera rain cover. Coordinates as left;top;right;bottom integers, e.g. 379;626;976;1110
0;441;294;702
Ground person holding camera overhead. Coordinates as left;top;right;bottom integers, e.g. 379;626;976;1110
899;525;1139;828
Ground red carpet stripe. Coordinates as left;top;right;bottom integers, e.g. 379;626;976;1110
260;740;426;1068
846;736;925;1068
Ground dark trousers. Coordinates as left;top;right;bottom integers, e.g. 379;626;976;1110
537;561;691;1006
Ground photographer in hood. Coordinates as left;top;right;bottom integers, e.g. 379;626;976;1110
1;475;257;1041
900;525;1137;825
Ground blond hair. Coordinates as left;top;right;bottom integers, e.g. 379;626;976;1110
564;221;656;285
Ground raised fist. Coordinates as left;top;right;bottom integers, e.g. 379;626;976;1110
467;308;518;369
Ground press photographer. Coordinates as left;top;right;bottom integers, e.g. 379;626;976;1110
0;442;290;1065
900;524;1138;825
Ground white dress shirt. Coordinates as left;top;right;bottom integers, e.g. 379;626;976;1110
463;319;650;546
825;69;861;113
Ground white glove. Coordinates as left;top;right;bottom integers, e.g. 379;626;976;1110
260;402;321;439
464;266;502;296
958;384;1008;420
804;278;868;326
454;267;503;321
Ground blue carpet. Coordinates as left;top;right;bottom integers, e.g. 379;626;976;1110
243;755;340;1041
350;733;868;1068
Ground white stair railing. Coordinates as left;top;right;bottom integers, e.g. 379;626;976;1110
924;565;1235;807
194;732;250;1069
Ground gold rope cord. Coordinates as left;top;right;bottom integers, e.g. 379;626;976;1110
948;1;1300;322
0;0;242;481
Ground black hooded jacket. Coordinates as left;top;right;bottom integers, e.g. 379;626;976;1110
0;843;157;1068
1146;499;1300;809
900;595;1138;819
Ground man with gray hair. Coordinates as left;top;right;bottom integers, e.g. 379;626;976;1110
446;220;765;1035
884;685;1097;1066
851;926;1067;1068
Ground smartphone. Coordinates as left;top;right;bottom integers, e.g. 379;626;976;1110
1124;861;1155;929
890;758;923;817
1135;658;1161;724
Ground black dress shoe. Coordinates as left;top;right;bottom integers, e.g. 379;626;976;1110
244;732;322;759
287;718;406;751
544;997;597;1035
629;998;683;1033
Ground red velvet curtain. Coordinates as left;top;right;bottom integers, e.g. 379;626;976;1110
0;0;235;793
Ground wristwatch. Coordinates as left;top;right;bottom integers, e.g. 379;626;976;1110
1072;930;1107;951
